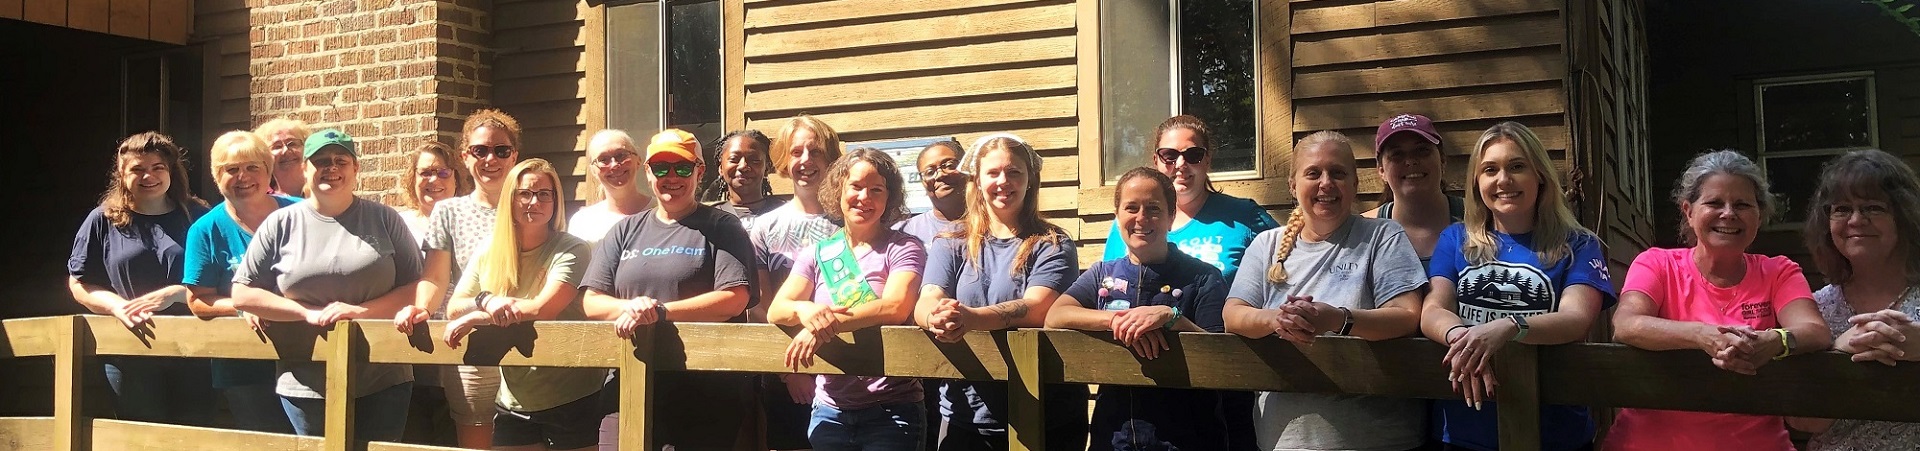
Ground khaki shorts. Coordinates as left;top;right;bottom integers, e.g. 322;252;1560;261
442;365;502;426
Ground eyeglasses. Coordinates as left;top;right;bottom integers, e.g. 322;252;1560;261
650;162;698;179
270;139;301;152
921;159;960;177
1155;147;1208;165
417;168;454;180
593;151;636;168
1828;203;1892;221
310;156;354;169
468;144;515;160
514;189;557;203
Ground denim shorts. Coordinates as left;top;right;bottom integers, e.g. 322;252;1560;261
494;390;606;450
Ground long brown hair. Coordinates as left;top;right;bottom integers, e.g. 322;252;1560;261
1147;115;1217;194
101;132;207;228
955;135;1066;278
1804;149;1920;286
1461;122;1589;265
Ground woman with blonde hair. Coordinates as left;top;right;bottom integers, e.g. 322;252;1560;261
440;158;602;451
917;134;1086;451
1418;122;1615;450
752;115;847;450
569;129;653;242
253;117;312;196
1222;130;1428;451
1604;150;1830;451
182;131;301;433
68;131;213;425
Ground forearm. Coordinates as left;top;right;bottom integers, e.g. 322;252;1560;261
1347;306;1421;341
664;287;749;322
513;286;581;322
913;285;946;328
358;283;420;319
231;285;314;322
1613;314;1716;351
1515;311;1601;345
967;298;1046;331
833;298;914;331
1420;305;1466;342
1222;302;1271;338
1785;322;1833;355
766;298;805;327
414;251;452;310
67;277;126;314
186;287;240;318
446;296;479;319
1043;300;1113;331
580;290;625;321
413;278;445;310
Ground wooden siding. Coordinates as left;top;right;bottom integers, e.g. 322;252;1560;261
1569;0;1655;289
194;0;251;182
9;0;189;44
490;0;605;200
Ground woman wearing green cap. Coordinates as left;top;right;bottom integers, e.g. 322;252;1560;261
232;128;423;446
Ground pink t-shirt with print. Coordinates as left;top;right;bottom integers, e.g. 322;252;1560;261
1602;247;1814;451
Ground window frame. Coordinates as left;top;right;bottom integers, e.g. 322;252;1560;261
1094;0;1264;184
1752;71;1879;229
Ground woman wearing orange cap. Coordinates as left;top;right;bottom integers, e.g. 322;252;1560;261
581;129;764;450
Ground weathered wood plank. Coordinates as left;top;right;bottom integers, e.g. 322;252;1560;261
494;0;583;31
53;316;88;451
955;126;1076;152
0;417;52;451
745;3;1075;58
150;0;190;44
1075;0;1102;188
619;328;654;450
108;0;150;39
746;35;1075;86
655;324;1011;381
1344;124;1571;160
367;442;465;451
85;316;327;361
724;0;747;130
1294;16;1562;67
359;321;622;368
1077;180;1294;215
1044;331;1456;397
69;0;112;33
323;323;361;451
23;0;66;26
1006;329;1046;451
747;95;1076;138
1045;217;1082;240
1292;0;1560;34
746;65;1076;114
0;0;22;20
1295;51;1565;99
91;419;323;451
1541;344;1920;422
1495;345;1541;451
1294;87;1566;131
0;317;59;357
746;0;1042;29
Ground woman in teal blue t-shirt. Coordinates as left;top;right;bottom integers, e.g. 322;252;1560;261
1101;115;1277;281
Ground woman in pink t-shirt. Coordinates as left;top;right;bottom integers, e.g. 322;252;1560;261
1605;150;1832;451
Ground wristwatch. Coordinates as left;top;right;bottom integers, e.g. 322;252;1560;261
1509;314;1530;342
475;291;493;310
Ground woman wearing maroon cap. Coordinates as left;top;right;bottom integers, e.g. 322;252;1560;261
1365;113;1465;269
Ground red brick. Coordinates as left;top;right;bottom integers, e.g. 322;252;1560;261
400;98;436;115
440;7;473;26
323;106;360;123
250;78;286;93
318;0;356;16
400;61;435;78
305;92;333;106
360;0;396;10
301;21;336;37
385;118;422;134
251;10;284;24
360;137;399;155
360;29;399;46
249;28;264;42
323;34;360;51
364;101;398;118
265;26;296;41
378;10;415;27
362;66;399;82
286;74;322;91
323;70;360;87
453;27;485;46
269;96;300;111
378;80;419;97
286;39;319;55
341;86;377;103
340;49;376;66
341;14;377;32
343;122;378;137
399;23;437;41
251;42;285;59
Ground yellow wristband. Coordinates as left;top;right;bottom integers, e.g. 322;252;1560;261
1771;328;1795;361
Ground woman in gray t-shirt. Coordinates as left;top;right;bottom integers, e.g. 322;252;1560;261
1223;131;1428;451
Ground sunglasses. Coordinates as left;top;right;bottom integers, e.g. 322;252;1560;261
1155;147;1208;165
417;168;454;179
650;162;699;178
468;144;515;159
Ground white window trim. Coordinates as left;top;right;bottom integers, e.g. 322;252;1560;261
1104;0;1262;183
1753;71;1878;230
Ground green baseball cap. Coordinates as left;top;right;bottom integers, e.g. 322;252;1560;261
303;128;358;159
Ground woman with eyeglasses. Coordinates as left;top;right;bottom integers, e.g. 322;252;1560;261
896;140;968;246
437;158;604;451
398;142;473;246
398;108;526;449
1604;150;1830;451
1783;149;1920;450
68;131;213;425
232;129;421;445
182;131;301;434
580;129;764;450
705;130;780;229
254;117;312;197
569;129;654;243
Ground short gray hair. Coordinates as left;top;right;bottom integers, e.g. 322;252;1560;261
1672;149;1778;242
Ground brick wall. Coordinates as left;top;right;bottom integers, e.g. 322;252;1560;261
246;0;490;205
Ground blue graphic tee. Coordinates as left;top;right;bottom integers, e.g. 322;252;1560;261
1101;193;1277;280
1427;223;1618;451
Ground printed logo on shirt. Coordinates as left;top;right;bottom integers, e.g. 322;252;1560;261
1176;236;1228;271
1738;302;1774;320
621;246;705;261
1589;258;1611;281
1455;261;1555;325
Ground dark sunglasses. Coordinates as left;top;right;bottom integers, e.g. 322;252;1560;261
650;162;698;178
1155;147;1208;165
468;144;515;159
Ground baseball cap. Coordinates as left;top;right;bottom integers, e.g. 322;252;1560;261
303;128;358;159
646;129;700;163
1374;113;1441;155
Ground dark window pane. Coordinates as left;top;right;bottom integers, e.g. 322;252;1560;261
1179;0;1256;173
666;0;720;133
1765;154;1841;224
1760;78;1872;153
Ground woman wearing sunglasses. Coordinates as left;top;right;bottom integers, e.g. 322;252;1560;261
398;108;525;449
580;129;764;450
569;129;654;243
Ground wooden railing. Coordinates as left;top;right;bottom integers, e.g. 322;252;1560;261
3;315;1920;451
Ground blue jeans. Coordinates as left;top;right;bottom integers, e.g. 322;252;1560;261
809;401;926;451
102;356;215;426
283;382;414;447
224;382;294;433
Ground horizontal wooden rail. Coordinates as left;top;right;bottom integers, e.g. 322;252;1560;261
5;315;1920;451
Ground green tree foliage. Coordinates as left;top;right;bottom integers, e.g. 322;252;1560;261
1868;0;1920;37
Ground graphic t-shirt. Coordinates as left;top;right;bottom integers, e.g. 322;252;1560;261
749;200;841;274
69;204;207;315
790;230;925;411
1228;216;1429;451
1603;247;1814;451
233;198;421;399
1065;247;1233;451
579;204;758;319
1427;224;1618;451
1103;192;1277;280
425;194;498;316
450;233;603;413
923;234;1079;428
183;196;300;388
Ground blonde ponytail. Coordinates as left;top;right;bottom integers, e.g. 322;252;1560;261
1267;207;1307;284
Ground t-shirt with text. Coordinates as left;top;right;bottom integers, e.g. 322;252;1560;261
1102;192;1277;280
790;229;925;411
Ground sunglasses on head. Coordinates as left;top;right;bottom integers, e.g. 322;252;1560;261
650;162;698;178
1155;147;1208;165
468;144;515;159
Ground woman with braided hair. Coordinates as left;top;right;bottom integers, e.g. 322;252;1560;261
1223;131;1428;451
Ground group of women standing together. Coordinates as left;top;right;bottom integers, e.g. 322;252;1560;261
64;104;1920;451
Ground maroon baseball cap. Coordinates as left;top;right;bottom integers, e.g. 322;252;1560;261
1374;113;1441;154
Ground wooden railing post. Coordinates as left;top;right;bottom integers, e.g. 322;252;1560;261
1006;330;1046;451
52;315;90;451
324;321;364;451
618;326;654;451
1495;344;1541;451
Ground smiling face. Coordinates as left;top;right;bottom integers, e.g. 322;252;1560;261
216;158;270;201
839;160;890;228
1291;142;1356;221
1684;173;1763;252
975;147;1031;215
1475;139;1542;226
1115;174;1174;251
266;128;305;184
719;137;767;194
1154;127;1211;198
121;152;171;202
1827;193;1900;267
304;148;358;195
587;138;639;191
1379;132;1444;198
648;156;702;211
414;151;456;208
513;171;557;229
465;126;518;189
918;144;964;204
784;128;829;189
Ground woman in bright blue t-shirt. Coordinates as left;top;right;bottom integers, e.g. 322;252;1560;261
1101;115;1276;280
1418;122;1616;451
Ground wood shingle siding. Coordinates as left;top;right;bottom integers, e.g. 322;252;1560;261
490;0;605;200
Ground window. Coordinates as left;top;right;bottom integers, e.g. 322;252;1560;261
1609;0;1652;217
608;0;723;144
1099;0;1257;181
1754;72;1877;225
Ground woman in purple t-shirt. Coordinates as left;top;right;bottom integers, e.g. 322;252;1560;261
769;148;927;450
